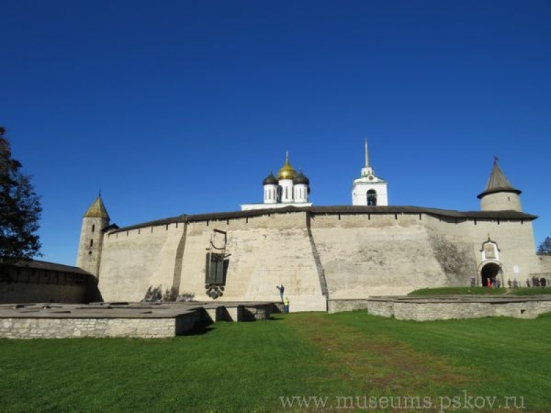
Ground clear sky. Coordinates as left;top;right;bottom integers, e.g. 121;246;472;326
1;0;550;266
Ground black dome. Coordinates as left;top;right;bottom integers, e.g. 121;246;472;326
262;171;278;186
293;170;309;185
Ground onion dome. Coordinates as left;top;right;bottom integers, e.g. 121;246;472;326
262;171;278;186
293;170;309;185
276;152;297;180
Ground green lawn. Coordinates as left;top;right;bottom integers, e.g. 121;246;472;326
1;311;550;412
408;286;551;296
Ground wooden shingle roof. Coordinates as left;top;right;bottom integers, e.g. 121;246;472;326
109;205;537;234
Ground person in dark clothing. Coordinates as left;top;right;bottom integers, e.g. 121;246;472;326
276;285;285;302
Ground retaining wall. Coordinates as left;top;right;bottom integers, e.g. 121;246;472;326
328;299;369;313
367;296;551;321
0;314;198;339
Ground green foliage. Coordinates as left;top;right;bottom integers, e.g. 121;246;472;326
1;312;551;412
0;127;41;261
537;236;551;256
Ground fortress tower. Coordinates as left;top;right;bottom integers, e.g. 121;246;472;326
352;140;388;206
477;158;522;212
76;195;110;277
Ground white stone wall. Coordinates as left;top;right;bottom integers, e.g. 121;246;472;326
180;212;327;312
480;192;522;212
293;183;308;203
311;213;466;298
352;180;389;206
99;223;186;302
263;184;277;204
423;215;539;285
279;179;294;203
96;210;540;312
536;255;551;274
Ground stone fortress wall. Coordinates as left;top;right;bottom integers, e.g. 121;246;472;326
76;147;548;313
0;283;86;305
96;207;542;312
0;261;99;305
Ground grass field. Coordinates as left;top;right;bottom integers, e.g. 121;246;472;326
408;286;551;296
1;311;551;412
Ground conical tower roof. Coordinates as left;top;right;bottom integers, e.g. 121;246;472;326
477;161;521;199
84;196;110;220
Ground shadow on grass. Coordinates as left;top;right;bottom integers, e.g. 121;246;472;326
181;324;215;336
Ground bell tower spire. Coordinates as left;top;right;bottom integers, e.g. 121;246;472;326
364;138;369;168
360;138;375;178
352;139;388;206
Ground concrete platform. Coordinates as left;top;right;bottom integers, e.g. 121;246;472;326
0;301;275;339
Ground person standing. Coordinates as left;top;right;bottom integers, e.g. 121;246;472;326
284;297;290;314
276;285;285;302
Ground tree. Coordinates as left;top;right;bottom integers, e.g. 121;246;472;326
0;127;42;262
537;237;551;256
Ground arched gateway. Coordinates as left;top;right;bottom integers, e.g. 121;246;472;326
480;262;502;287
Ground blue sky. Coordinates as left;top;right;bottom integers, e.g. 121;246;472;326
1;0;550;266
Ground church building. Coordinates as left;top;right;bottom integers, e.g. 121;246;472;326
241;152;312;210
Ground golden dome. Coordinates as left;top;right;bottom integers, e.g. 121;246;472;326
276;152;296;180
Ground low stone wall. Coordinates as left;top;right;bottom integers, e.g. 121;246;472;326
0;301;275;339
367;296;551;321
242;303;272;320
202;306;241;322
328;299;369;313
366;299;395;318
0;314;199;339
202;302;273;322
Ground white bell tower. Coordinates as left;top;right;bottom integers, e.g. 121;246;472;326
352;139;388;206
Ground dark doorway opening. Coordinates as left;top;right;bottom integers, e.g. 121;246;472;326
481;262;500;287
367;189;377;206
